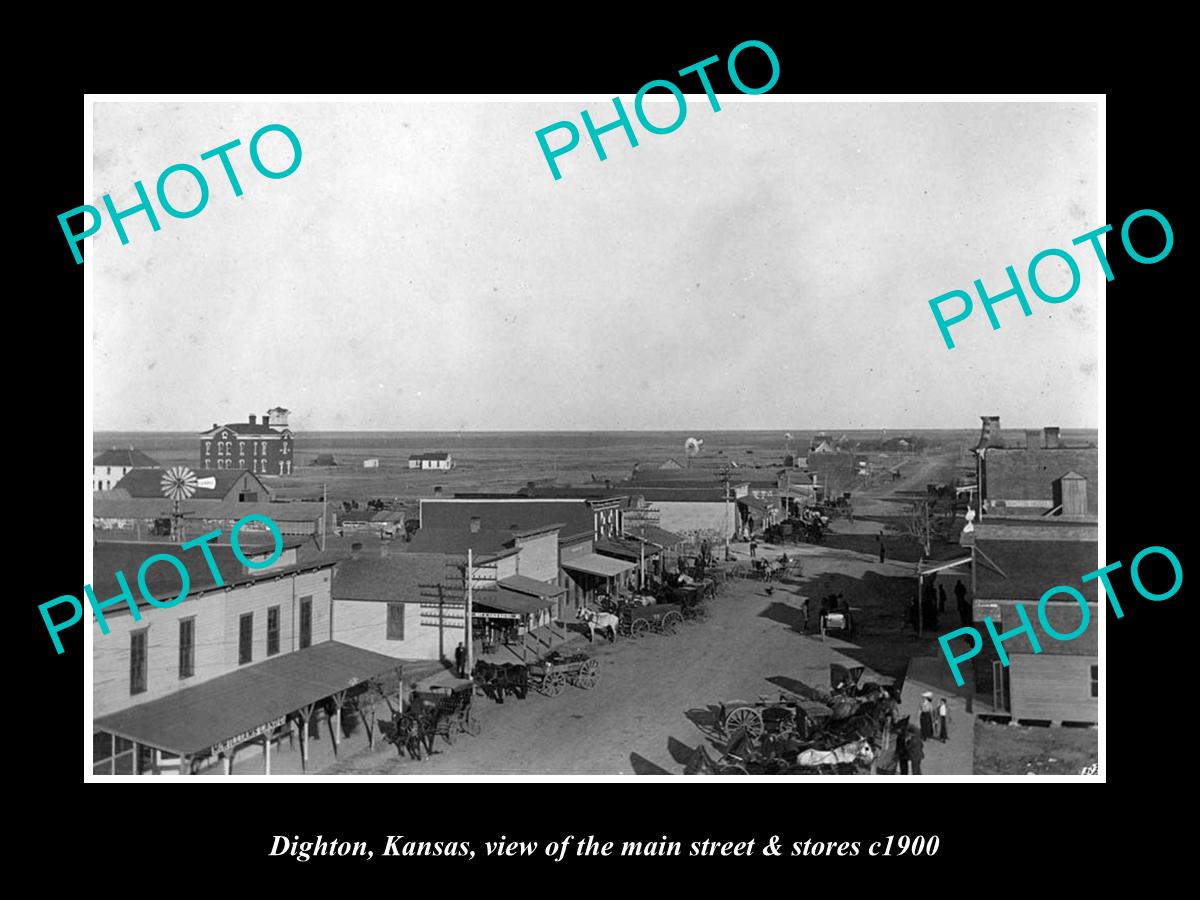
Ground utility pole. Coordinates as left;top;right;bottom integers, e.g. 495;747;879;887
719;465;732;560
465;549;474;675
321;482;327;552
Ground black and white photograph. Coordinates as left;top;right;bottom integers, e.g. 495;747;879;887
81;94;1106;780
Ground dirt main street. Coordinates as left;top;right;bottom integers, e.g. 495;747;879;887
326;545;930;776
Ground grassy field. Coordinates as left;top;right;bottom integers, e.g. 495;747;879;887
974;720;1098;775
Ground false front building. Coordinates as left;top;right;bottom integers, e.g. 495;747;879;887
200;408;294;475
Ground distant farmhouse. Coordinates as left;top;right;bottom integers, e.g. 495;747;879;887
94;447;159;492
408;452;454;471
200;407;293;475
312;453;338;467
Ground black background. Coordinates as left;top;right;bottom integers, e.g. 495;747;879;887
22;22;1186;881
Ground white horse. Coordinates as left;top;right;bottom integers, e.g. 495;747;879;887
578;606;619;643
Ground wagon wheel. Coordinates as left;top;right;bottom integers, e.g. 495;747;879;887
661;611;683;635
542;671;567;697
716;762;749;775
631;618;650;639
724;707;764;738
464;716;482;736
574;658;600;689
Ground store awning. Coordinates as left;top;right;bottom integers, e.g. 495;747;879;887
497;574;566;598
476;587;557;617
916;553;973;577
93;642;404;757
562;553;638;578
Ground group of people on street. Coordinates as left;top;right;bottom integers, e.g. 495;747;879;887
920;691;950;742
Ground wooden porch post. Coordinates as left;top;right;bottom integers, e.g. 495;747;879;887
298;705;315;773
263;734;272;775
178;755;190;776
329;691;346;758
222;753;231;776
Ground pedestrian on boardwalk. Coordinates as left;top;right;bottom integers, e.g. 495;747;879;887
877;531;886;563
954;579;970;626
750;538;758;558
938;584;948;614
938;697;950;742
919;691;935;740
454;642;466;678
907;728;925;775
894;728;910;775
798;595;810;634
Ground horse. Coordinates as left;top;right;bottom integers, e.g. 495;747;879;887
578;606;619;643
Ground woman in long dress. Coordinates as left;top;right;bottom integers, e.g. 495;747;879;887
919;695;935;740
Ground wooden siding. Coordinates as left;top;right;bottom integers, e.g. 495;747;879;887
1010;654;1097;723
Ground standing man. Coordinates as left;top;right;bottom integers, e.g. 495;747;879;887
908;727;925;775
454;642;466;678
798;594;810;634
955;579;971;627
938;697;950;742
938;583;949;614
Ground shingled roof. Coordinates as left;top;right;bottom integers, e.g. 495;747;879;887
113;468;268;501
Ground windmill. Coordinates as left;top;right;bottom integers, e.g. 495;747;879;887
684;436;704;468
159;466;216;541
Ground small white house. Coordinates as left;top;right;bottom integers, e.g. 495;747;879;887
363;458;380;469
93;447;160;492
408;452;454;471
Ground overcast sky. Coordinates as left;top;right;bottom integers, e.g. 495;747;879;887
91;100;1099;432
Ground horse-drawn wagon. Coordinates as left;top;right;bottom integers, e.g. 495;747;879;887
528;651;601;697
717;692;833;741
619;601;683;637
410;681;480;744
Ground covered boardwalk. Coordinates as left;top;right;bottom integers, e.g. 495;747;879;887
93;642;404;776
474;575;566;660
562;551;637;605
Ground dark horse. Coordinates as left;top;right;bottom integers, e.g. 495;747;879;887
472;661;529;703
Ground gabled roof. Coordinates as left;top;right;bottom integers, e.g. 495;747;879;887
113;468;269;501
94;448;160;468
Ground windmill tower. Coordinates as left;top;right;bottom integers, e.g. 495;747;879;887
159;466;215;541
684;436;704;468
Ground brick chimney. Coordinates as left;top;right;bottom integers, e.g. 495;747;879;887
1044;426;1061;449
469;516;481;534
263;413;270;426
1025;428;1040;449
433;485;443;496
249;414;257;425
350;542;362;559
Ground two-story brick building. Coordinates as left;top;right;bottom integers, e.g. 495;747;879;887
200;408;294;475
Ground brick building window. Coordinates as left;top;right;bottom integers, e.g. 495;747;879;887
1090;665;1098;698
